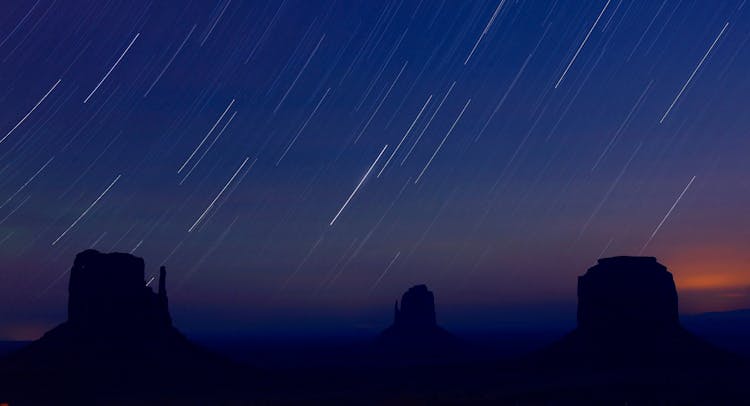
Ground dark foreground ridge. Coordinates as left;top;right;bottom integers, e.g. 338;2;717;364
0;250;238;403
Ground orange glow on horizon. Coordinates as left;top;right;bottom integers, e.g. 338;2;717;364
677;272;750;291
662;244;750;313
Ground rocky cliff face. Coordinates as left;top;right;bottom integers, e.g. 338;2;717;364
393;284;437;330
378;285;461;359
577;256;679;334
2;250;230;400
10;250;203;359
67;249;171;333
539;256;735;368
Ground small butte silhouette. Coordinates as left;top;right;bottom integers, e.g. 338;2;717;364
0;251;748;404
377;284;463;360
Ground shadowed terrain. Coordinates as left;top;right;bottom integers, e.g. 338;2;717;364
1;252;749;404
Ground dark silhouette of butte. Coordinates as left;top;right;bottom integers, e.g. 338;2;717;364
377;284;461;358
1;249;232;400
539;256;736;368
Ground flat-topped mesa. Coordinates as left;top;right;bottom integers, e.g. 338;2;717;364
67;249;171;332
577;256;679;335
3;250;233;399
536;255;737;368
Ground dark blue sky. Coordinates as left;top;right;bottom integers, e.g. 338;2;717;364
1;0;749;339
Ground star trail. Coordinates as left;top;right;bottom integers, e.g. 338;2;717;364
1;0;749;338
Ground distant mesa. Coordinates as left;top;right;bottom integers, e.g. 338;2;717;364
538;256;738;368
67;250;172;333
1;249;231;399
12;249;206;364
377;284;462;358
392;284;438;330
577;256;678;333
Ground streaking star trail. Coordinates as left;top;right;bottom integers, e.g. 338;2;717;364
0;0;747;339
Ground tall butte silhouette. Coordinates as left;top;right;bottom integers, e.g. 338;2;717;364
538;256;738;368
377;284;462;359
0;249;235;402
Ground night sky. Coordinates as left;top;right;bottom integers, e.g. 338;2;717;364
2;0;750;340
